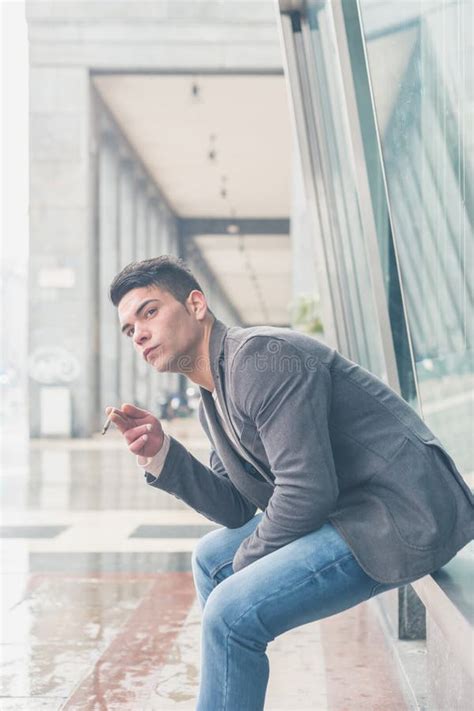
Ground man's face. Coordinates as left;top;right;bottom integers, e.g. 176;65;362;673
117;285;203;373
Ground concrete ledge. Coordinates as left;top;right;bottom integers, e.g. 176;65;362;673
412;543;473;709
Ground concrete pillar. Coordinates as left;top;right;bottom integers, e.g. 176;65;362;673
134;177;149;408
28;66;97;436
145;196;159;413
117;159;136;405
98;133;121;416
163;214;179;401
160;205;172;256
155;210;176;406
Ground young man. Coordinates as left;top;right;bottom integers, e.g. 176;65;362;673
107;255;473;711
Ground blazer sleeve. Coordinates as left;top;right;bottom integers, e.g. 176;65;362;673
144;408;257;529
231;336;339;573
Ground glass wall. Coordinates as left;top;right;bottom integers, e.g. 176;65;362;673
279;4;389;380
305;3;386;375
279;0;472;484
359;0;473;480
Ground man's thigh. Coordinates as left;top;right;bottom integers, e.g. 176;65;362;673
202;521;388;640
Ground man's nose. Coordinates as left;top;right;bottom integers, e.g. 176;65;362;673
133;325;150;346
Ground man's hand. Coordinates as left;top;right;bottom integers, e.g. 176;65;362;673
104;403;165;459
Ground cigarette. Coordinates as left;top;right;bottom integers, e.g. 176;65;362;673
101;415;113;435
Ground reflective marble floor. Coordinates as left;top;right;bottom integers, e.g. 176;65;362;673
1;416;410;710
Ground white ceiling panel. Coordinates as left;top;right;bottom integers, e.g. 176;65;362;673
93;74;292;218
194;233;292;326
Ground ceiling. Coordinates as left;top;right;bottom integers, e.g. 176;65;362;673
193;233;292;325
93;73;293;325
93;74;292;218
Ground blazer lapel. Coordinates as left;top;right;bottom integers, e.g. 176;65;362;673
207;319;275;484
200;386;273;510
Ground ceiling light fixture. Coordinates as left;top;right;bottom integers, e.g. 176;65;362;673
220;174;227;200
208;133;217;162
191;78;201;103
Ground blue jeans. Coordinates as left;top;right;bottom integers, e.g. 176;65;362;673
191;512;399;711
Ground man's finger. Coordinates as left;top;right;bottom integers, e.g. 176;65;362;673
125;423;152;445
108;410;132;433
121;403;151;419
128;434;149;454
105;406;123;417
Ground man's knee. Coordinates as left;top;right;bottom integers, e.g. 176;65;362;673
191;527;226;575
201;575;237;629
202;578;270;648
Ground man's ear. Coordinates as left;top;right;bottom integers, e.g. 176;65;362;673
186;290;207;320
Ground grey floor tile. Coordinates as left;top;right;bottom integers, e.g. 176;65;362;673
0;526;68;539
129;524;218;538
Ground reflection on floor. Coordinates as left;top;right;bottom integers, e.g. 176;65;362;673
0;417;410;710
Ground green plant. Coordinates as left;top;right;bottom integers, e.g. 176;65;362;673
289;293;324;334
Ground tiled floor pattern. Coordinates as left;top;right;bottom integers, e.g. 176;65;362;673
1;419;410;710
0;510;219;554
1;570;408;710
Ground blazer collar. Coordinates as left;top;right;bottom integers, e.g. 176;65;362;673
208;317;228;389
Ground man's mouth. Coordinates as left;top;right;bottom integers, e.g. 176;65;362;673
144;345;160;361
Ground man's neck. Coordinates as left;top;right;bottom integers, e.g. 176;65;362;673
186;315;216;392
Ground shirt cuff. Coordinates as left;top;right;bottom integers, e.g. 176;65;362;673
136;432;171;476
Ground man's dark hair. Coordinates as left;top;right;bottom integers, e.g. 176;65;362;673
109;255;208;309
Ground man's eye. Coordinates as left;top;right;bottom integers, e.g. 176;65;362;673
127;328;134;338
146;308;157;318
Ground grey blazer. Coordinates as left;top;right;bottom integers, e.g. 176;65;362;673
146;318;473;584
